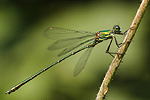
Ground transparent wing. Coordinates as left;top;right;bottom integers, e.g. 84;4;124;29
45;27;96;56
58;38;95;56
44;27;95;40
73;47;93;76
47;36;94;50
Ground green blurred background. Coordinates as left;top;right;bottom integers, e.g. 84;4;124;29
0;0;149;100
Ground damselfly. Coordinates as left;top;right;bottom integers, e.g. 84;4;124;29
5;25;128;94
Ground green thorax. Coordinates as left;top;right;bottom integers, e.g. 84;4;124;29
99;30;112;39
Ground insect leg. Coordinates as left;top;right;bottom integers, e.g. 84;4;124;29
105;38;115;57
113;35;120;48
105;36;123;58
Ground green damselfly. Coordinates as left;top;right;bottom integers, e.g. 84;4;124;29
5;25;127;94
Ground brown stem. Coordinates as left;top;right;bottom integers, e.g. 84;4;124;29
96;0;149;100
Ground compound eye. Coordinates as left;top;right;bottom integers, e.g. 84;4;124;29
115;25;120;32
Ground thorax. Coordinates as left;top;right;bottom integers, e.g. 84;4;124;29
99;30;112;39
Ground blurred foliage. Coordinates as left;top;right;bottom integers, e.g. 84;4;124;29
0;0;149;100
